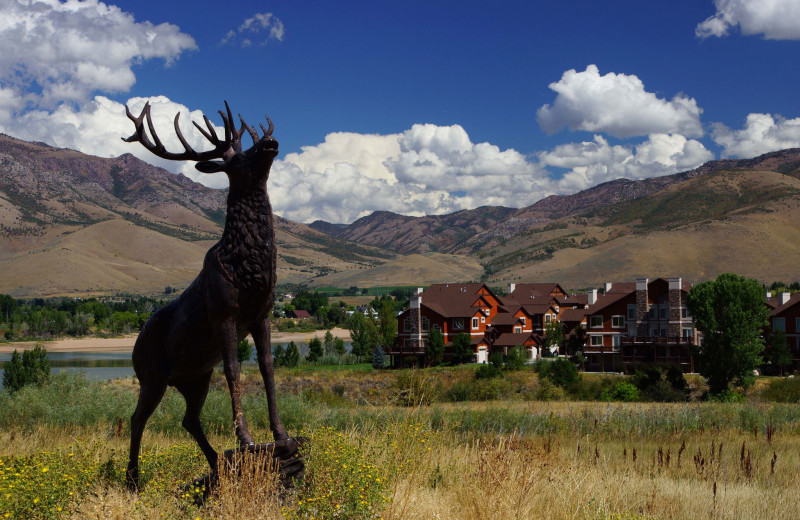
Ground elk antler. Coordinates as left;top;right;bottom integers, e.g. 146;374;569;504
122;102;237;162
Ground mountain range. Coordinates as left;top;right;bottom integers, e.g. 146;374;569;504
1;132;799;297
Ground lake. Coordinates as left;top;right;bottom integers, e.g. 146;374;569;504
0;342;352;389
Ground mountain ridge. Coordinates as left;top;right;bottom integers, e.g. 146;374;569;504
1;132;799;296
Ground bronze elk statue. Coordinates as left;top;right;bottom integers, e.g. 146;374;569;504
122;101;298;491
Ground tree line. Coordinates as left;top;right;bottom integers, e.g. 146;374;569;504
0;294;165;340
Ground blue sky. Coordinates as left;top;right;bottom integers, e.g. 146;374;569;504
2;0;800;223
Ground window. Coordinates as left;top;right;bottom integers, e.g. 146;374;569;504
627;304;637;321
481;316;486;324
590;335;603;346
520;317;526;326
681;305;691;319
612;335;621;350
628;324;637;337
796;318;800;334
422;316;430;332
682;328;693;339
659;305;668;320
472;317;479;329
545;314;552;324
611;315;625;328
589;315;603;328
648;305;656;319
403;317;412;332
774;317;786;332
514;326;522;333
432;324;441;333
453;318;464;330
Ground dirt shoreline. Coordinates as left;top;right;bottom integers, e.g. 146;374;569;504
0;327;352;354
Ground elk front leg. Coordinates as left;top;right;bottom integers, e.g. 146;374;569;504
252;318;289;441
220;320;255;447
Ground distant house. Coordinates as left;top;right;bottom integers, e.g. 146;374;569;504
391;283;504;366
287;309;312;320
568;278;696;372
390;282;565;366
768;292;800;371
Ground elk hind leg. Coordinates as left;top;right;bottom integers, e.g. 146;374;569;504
127;380;167;492
175;370;219;473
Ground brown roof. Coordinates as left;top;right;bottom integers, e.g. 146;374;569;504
561;293;588;307
491;333;543;347
604;282;636;294
420;283;498;318
559;308;588;323
587;291;633;313
772;293;800;315
491;313;525;326
504;283;565;303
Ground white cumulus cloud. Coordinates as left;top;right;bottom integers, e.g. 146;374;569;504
712;113;800;157
539;134;713;193
536;65;704;139
696;0;800;40
0;0;196;109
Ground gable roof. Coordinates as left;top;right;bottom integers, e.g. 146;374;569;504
419;283;499;318
559;308;589;323
490;332;543;347
772;293;800;316
503;283;566;305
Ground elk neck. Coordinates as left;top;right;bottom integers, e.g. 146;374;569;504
216;184;275;292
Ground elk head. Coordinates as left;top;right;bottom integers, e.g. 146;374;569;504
122;101;278;191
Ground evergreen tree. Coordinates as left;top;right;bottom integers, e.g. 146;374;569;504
236;339;253;363
22;345;49;387
451;332;474;365
372;344;386;369
285;341;300;367
323;330;336;356
2;350;25;392
307;337;324;362
425;327;445;367
272;344;286;367
2;345;49;393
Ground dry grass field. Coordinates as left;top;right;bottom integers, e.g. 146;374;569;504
2;367;800;520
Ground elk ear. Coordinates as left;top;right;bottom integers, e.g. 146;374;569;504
195;160;226;173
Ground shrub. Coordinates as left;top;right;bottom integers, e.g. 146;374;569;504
535;378;566;401
536;358;579;389
393;370;439;406
600;381;641;402
503;345;527;371
475;363;503;380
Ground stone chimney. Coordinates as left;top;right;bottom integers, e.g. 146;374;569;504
407;288;424;351
780;292;791;306
587;289;597;306
668;277;682;336
636;278;649;336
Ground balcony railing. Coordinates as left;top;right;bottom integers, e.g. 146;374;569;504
621;336;696;346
